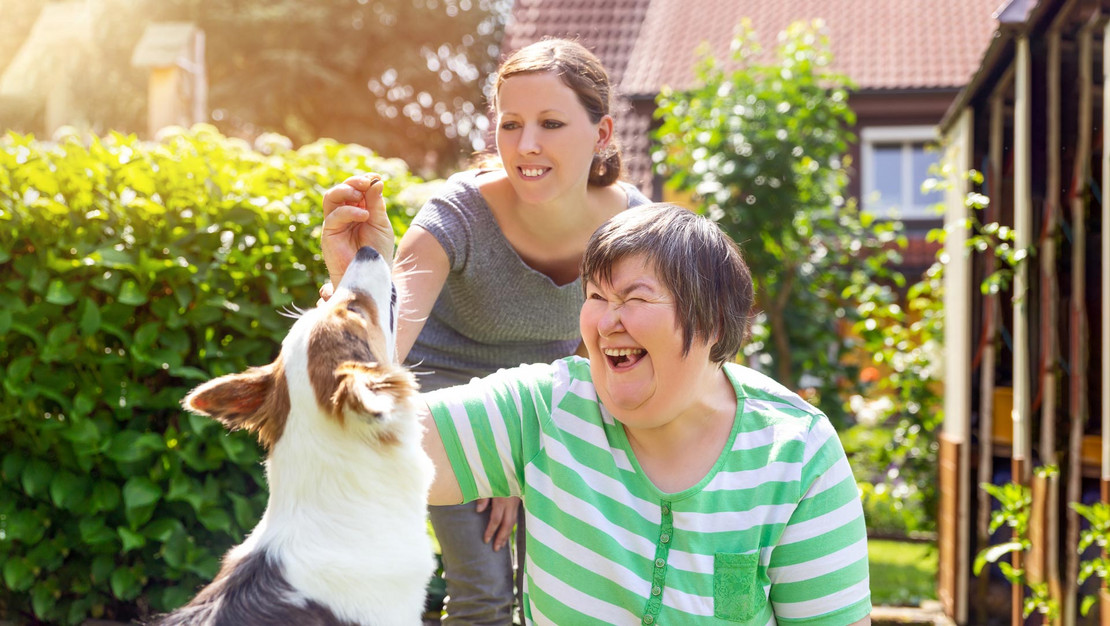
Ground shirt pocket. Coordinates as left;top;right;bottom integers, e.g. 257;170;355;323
713;552;763;622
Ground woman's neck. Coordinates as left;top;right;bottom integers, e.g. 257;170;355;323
623;369;737;493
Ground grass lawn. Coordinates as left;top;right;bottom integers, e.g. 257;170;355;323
869;539;938;607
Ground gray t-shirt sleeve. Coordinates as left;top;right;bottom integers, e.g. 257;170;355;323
409;177;473;273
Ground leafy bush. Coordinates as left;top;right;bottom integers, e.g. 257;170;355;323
0;125;424;623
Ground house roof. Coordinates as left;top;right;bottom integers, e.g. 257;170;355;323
621;0;1004;96
503;0;653;88
504;0;1004;98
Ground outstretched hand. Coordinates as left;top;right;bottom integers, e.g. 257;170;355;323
321;174;395;289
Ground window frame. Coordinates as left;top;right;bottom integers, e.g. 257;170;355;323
860;125;942;221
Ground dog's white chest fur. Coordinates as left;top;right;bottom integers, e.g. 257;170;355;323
165;246;436;626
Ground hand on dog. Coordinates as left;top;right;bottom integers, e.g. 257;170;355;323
322;174;394;289
477;496;520;552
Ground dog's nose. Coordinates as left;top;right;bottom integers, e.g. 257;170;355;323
355;246;382;262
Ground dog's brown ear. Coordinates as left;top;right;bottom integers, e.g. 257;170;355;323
330;362;418;423
182;358;290;449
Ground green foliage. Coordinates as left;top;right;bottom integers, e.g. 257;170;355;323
0;0;512;174
846;168;993;534
1074;501;1110;615
973;467;1060;621
653;19;905;426
0;125;425;623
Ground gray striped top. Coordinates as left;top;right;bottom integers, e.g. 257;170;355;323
406;169;650;391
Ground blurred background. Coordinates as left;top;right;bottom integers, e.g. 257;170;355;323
0;0;511;175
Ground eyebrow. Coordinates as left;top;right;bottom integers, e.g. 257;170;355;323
499;109;568;118
588;278;659;298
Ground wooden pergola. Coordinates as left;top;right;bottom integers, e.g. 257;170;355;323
938;0;1110;624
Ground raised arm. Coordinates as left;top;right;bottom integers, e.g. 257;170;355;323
392;226;449;364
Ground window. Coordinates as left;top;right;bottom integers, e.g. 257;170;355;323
860;126;943;220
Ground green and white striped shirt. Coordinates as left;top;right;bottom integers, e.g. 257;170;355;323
427;357;871;625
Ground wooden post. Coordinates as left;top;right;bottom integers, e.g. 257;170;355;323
1012;35;1033;626
1066;13;1095;626
941;107;975;625
1031;25;1061;619
975;90;1006;623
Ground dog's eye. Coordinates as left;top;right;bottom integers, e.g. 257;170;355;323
347;301;364;315
389;285;397;333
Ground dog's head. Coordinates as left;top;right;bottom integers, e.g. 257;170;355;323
182;246;418;449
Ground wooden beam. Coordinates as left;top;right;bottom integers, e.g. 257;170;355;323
1011;35;1033;626
941;106;975;625
1066;13;1096;626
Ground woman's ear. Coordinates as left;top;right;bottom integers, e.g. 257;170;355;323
596;115;614;151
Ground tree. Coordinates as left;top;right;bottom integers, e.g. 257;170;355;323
1;0;511;175
654;20;904;426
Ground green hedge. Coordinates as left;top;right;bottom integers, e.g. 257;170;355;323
0;125;427;623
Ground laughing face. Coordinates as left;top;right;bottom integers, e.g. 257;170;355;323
580;254;722;429
494;71;611;204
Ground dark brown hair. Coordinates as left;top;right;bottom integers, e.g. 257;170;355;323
493;38;623;187
581;204;754;364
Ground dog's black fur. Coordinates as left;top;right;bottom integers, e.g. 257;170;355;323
153;551;357;626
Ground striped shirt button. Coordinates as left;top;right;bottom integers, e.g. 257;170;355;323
655;558;665;568
652;585;662;596
660;533;670;543
643;615;655;625
661;504;670;515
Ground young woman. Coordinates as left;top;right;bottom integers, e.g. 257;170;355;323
321;39;650;624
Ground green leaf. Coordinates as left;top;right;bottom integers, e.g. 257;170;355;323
5;508;46;544
1081;595;1097;616
197;506;233;532
1;451;27;484
7;355;35;383
973;541;1024;575
105;431;165;463
118;526;147;552
109;566;141;600
44;279;76;305
122;476;162;528
90;554;115;582
21;458;53;497
142;517;185;542
3;557;34;592
89;480;121;514
79;517;117;546
49;470;90;510
228;491;259;529
117;279;148;306
78;298;102;335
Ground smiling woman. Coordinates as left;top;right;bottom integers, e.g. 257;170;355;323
320;38;651;625
419;204;874;625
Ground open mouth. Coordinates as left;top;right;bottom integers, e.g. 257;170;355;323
603;347;645;369
519;166;550;179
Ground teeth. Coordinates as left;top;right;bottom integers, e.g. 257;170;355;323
522;168;546;177
603;348;644;357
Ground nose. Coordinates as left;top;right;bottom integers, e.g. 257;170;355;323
355;246;381;262
597;303;623;336
518;124;541;155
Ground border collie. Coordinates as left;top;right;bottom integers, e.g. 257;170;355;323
155;246;435;625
